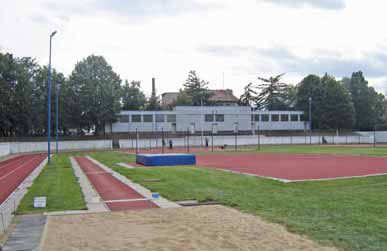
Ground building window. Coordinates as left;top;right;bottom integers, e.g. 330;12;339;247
251;114;260;121
143;115;153;123
291;114;299;122
215;114;224;122
119;115;129;123
271;114;279;122
280;114;289;122
131;115;141;123
261;114;269;122
156;114;165;123
205;114;215;122
167;114;176;122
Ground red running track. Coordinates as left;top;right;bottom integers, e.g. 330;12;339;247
0;154;46;204
74;157;158;211
197;153;387;181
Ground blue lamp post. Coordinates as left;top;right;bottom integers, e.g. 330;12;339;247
47;30;57;164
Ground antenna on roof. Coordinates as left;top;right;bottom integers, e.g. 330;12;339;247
222;72;224;89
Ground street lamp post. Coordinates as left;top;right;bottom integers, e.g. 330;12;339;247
47;31;57;164
309;97;312;144
55;81;59;154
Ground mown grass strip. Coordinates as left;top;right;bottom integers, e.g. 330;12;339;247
17;153;86;214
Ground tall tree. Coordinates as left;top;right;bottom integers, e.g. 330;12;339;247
121;80;146;110
342;71;386;130
183;70;213;106
239;83;257;107
255;73;289;110
69;55;122;135
297;74;355;129
0;53;17;136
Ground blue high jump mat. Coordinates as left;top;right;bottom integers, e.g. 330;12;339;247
136;153;196;166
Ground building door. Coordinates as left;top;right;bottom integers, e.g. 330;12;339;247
171;123;177;133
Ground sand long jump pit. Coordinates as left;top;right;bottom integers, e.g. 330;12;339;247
41;205;335;251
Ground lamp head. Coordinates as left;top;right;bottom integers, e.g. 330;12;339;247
50;31;57;38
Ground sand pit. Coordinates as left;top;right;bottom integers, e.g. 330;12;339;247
41;205;335;251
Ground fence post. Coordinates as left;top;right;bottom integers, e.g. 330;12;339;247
374;126;376;148
162;128;165;154
187;128;190;153
1;212;5;233
234;132;237;151
211;132;214;152
257;127;261;151
136;128;139;154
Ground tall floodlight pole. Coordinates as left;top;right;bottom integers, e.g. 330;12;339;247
47;30;57;164
309;97;312;144
55;81;59;154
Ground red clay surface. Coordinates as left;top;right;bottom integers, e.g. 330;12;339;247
0;154;46;204
74;157;158;211
196;153;387;181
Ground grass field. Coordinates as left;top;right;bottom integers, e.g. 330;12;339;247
17;153;87;214
90;147;387;251
236;145;387;156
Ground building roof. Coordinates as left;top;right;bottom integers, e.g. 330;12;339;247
209;89;239;103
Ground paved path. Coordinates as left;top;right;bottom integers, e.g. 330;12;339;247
2;215;47;251
74;157;158;211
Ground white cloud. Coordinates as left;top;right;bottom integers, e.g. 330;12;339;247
1;0;387;97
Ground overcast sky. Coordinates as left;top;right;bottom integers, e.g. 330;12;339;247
1;0;387;97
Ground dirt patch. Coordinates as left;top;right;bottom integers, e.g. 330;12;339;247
41;205;335;251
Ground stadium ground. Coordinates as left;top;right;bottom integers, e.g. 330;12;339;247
2;145;387;250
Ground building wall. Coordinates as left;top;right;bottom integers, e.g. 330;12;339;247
110;106;308;133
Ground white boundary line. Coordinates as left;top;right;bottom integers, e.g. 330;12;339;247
86;156;181;209
116;163;134;169
201;166;387;183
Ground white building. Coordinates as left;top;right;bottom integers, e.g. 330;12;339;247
107;106;308;133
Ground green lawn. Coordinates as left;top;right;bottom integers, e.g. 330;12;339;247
91;148;387;251
220;144;387;156
17;153;87;214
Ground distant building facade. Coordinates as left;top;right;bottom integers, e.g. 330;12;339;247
107;106;308;133
161;89;239;107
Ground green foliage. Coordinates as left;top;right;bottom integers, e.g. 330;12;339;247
297;74;355;129
121;80;146;110
238;83;257;106
343;71;387;130
182;70;213;106
69;55;122;135
256;73;290;110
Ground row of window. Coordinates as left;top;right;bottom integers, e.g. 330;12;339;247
119;114;176;123
252;114;300;122
119;114;301;123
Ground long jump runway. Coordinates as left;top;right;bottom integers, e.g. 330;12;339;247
0;154;46;204
74;157;158;211
197;154;387;182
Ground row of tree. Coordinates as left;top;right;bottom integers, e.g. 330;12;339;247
1;49;386;136
240;72;387;130
0;52;162;136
